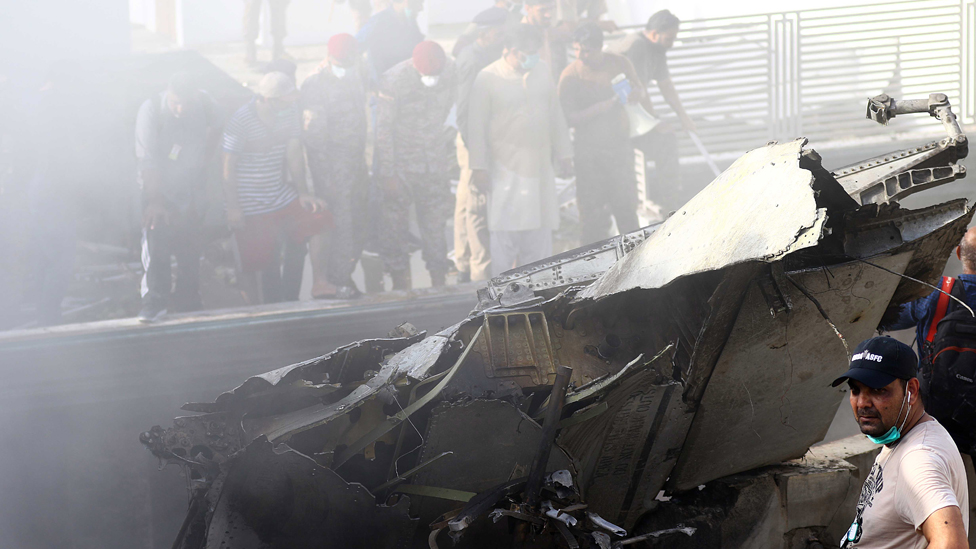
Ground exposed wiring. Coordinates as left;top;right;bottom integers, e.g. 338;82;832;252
390;390;426;480
857;258;975;318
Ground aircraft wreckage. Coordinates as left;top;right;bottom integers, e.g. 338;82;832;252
142;94;970;548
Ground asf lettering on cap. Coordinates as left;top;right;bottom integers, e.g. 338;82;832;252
851;351;883;363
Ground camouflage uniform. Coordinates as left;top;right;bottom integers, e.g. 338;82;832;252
300;66;369;286
374;59;458;276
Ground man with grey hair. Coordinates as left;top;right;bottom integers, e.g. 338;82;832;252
223;72;326;305
135;72;221;322
886;226;976;458
888;226;976;357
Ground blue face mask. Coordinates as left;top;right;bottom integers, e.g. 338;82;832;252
866;390;911;445
520;53;540;70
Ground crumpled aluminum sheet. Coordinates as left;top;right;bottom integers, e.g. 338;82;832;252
578;139;827;300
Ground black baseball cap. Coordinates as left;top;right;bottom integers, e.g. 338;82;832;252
831;336;918;389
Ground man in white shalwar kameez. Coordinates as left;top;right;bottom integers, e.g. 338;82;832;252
466;24;574;277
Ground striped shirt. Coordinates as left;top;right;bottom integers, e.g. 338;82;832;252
223;100;301;216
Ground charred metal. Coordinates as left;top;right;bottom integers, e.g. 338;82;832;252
142;96;971;548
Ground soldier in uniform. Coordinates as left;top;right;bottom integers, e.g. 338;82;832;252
301;33;369;299
375;41;458;289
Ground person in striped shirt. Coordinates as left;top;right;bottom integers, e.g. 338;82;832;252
222;72;327;304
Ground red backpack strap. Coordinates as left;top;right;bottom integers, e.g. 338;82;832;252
926;276;956;343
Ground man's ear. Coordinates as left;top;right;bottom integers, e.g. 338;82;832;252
907;378;921;404
957;246;962;261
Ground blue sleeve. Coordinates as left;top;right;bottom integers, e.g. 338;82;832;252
888;300;921;331
355;16;377;44
889;290;941;332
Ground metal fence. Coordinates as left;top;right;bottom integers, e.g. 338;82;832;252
620;0;975;158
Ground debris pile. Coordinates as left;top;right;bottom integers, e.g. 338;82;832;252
142;95;971;548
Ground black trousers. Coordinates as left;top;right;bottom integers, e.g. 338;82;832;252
259;237;305;304
633;129;683;211
243;0;290;44
575;145;640;245
141;215;202;310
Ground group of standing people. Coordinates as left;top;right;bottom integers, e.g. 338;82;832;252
134;0;694;322
457;1;694;280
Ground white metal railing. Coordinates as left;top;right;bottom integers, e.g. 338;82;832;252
613;0;975;158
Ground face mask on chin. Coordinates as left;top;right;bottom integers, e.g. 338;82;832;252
421;75;440;88
866;390;912;445
331;65;347;79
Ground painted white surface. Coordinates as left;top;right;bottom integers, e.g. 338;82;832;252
143;0;903;47
1;0;130;70
174;0;434;46
129;0;155;29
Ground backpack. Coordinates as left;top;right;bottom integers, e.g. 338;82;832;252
919;276;976;455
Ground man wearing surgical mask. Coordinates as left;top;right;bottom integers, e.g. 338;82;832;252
467;24;573;277
300;33;369;299
832;336;969;548
374;41;458;290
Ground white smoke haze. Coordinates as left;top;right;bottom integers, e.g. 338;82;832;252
0;0;970;548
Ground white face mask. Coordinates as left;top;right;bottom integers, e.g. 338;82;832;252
421;75;440;88
331;65;347;79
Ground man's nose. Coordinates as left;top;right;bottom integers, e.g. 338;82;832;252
852;391;872;410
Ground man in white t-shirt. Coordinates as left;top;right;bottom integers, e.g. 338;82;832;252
831;336;970;548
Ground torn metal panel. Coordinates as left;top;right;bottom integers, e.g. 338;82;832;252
226;333;424;395
668;253;913;490
557;350;684;527
477;312;557;386
243;325;464;443
836;94;967;205
331;325;482;469
873;201;974;305
407;399;573;526
579;140;828;300
834;141;966;206
479;225;660;309
554;264;762;528
204;437;416;549
841;199;970;259
141;94;974;549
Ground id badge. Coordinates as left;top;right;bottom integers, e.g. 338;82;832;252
169;144;182;161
